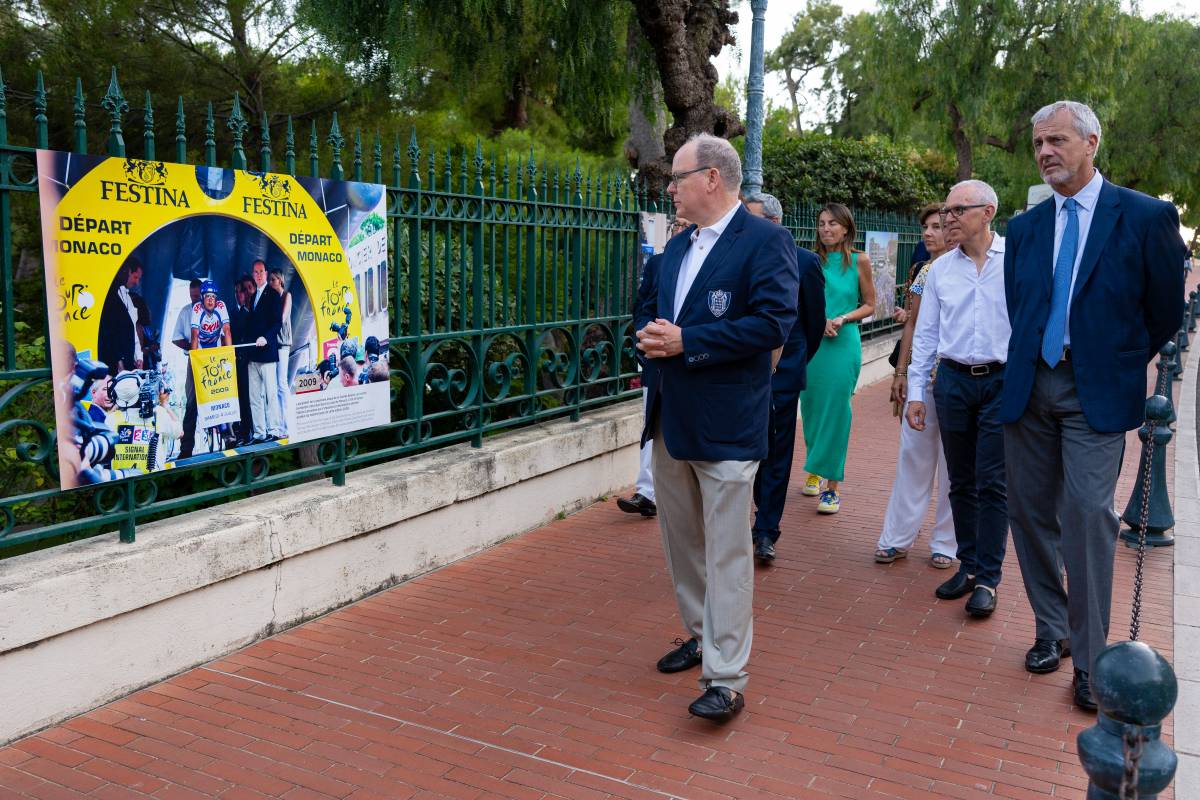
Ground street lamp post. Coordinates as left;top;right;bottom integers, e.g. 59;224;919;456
742;0;768;197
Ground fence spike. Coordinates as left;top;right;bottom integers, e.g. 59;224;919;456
0;66;7;146
227;92;248;169
73;78;86;154
353;127;362;181
204;101;216;166
285;115;295;176
392;133;402;187
474;139;484;184
101;67;128;156
328;112;344;180
259;111;271;172
427;149;437;190
33;70;48;149
443;145;453;188
143;90;154;160
309;119;319;177
373;131;382;184
175;96;186;164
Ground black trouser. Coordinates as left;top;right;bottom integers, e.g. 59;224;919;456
179;366;198;459
752;390;800;544
932;364;1008;588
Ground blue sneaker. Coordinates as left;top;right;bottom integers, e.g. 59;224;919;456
816;489;840;514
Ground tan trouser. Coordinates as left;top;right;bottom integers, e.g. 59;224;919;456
652;435;758;693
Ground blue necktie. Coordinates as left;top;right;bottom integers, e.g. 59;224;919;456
1041;198;1078;366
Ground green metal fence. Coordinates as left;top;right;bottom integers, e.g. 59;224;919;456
0;68;916;557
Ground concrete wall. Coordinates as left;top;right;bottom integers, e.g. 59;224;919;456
0;330;899;747
0;404;644;746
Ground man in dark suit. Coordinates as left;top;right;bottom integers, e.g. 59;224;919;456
1001;100;1186;711
635;134;798;722
246;259;285;443
98;258;144;373
229;275;256;445
743;192;826;564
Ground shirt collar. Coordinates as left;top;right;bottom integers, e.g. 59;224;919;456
948;232;1005;261
1053;169;1103;215
690;202;740;243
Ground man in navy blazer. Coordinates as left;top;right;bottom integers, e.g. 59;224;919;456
743;192;826;564
635;134;798;722
1001;101;1186;711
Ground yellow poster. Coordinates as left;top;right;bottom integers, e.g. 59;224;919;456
189;345;239;428
38;150;392;489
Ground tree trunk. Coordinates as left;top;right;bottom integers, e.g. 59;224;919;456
784;70;803;134
631;0;745;195
948;101;973;182
501;72;530;130
624;15;668;188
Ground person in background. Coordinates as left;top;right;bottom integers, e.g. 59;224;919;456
798;203;876;515
742;192;825;564
875;204;956;568
268;268;293;424
618;214;692;518
174;279;204;459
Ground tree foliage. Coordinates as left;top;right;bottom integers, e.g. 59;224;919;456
760;132;950;212
765;0;843;134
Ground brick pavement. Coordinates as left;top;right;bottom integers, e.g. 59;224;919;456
0;376;1175;799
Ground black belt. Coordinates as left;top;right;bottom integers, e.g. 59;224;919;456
940;358;1005;377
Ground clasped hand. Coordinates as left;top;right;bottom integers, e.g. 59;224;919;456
636;319;683;358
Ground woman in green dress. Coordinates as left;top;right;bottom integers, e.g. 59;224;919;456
799;203;876;514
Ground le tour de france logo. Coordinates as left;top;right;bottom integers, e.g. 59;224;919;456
201;356;234;394
57;278;95;322
244;172;307;219
99;159;190;208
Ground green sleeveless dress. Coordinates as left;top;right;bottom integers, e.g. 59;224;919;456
799;251;863;482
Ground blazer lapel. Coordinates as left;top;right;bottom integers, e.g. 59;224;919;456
660;228;692;319
1070;180;1120;303
677;207;745;318
1027;199;1056;297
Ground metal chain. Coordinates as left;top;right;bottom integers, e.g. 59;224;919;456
1119;727;1145;800
1129;353;1171;641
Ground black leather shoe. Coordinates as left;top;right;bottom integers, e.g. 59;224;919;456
754;538;775;564
1025;639;1070;674
965;586;997;618
1073;668;1098;712
656;638;701;673
617;493;657;517
688;687;744;722
935;571;976;599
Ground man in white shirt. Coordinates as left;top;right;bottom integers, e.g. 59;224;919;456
906;180;1010;619
172;279;203;459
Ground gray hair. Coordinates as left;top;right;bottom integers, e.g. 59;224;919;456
1031;100;1102;148
950;179;999;216
689;133;742;192
745;191;783;221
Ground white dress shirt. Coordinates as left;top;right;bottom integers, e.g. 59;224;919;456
1052;168;1103;346
117;285;143;364
907;234;1010;403
673;201;740;321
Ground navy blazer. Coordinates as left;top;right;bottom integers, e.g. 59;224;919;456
1000;179;1186;433
634;205;799;461
770;245;826;394
247;286;283;364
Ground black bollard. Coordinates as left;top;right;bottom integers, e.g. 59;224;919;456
1078;641;1177;799
1154;342;1175;408
1120;395;1175;548
1177;319;1189;352
1188;290;1197;333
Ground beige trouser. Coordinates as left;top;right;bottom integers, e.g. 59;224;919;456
652;435;758;693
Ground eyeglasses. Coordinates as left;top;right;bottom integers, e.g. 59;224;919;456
668;166;712;185
938;203;989;219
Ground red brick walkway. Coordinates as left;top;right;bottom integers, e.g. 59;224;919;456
0;377;1174;799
